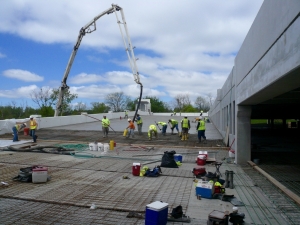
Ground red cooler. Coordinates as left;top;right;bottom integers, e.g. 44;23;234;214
197;155;206;166
132;163;141;176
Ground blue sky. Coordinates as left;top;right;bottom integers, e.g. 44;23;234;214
0;0;263;109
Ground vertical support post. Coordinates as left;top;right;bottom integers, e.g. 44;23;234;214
236;105;252;164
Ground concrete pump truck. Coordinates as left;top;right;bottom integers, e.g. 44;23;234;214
54;4;143;122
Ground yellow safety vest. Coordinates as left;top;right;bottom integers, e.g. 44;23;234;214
182;118;189;128
102;118;110;127
198;120;205;130
137;117;143;124
30;120;37;129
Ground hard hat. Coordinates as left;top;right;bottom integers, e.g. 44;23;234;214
199;116;203;119
30;116;33;119
128;119;131;121
232;207;238;212
184;115;188;117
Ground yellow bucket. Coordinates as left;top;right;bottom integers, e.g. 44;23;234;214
123;129;128;137
109;140;114;150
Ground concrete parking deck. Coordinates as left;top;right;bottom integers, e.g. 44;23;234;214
1;115;300;224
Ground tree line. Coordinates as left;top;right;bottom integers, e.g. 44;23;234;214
0;87;212;119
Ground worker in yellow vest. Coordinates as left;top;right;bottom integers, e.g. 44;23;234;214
168;119;179;134
148;125;157;140
29;116;38;143
12;122;27;142
101;115;110;138
135;114;143;135
196;116;206;143
181;115;190;141
157;121;167;136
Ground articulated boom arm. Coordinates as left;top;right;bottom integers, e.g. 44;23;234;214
54;4;142;117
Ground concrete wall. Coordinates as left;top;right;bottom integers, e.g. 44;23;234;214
0;111;149;135
209;0;300;164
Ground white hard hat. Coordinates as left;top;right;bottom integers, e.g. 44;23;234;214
30;116;33;119
185;115;188;117
199;116;203;119
128;119;131;121
232;207;238;212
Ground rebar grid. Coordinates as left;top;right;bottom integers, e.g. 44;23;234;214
241;165;300;225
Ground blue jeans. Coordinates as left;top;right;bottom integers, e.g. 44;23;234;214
30;129;37;142
12;126;19;142
162;125;167;134
198;130;206;141
171;124;179;133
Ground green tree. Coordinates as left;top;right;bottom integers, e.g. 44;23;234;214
90;102;109;114
144;96;170;112
39;106;55;117
182;104;197;112
51;88;78;116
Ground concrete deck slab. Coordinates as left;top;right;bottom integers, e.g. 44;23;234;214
0;116;299;224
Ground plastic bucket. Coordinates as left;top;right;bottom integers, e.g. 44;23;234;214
24;128;29;136
103;144;109;152
97;143;103;152
89;143;97;151
109;140;114;150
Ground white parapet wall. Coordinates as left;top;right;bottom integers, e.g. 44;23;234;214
0;111;152;135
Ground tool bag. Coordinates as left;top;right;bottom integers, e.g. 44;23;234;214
192;167;206;178
171;205;183;219
160;151;178;168
13;167;33;182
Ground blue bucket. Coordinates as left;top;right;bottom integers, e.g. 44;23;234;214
174;154;182;163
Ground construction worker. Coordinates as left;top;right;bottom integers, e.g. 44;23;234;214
148;124;157;140
181;115;190;141
29;116;38;143
124;110;128;119
12;122;27;142
135;114;143;135
157;121;167;136
168;119;179;134
196;116;206;143
126;118;135;138
101;115;110;138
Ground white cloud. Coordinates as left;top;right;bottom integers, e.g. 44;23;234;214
0;52;6;58
2;69;44;82
70;73;103;84
0;85;39;99
0;0;264;105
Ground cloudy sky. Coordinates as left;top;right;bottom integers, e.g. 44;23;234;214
0;0;263;109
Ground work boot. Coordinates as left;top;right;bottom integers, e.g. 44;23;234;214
203;138;207;144
184;134;187;141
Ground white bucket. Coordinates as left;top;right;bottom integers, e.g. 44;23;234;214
103;143;109;152
89;143;97;151
97;143;104;152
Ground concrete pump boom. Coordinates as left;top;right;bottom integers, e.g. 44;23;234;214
54;4;143;118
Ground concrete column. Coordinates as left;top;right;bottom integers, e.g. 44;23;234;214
235;106;252;165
